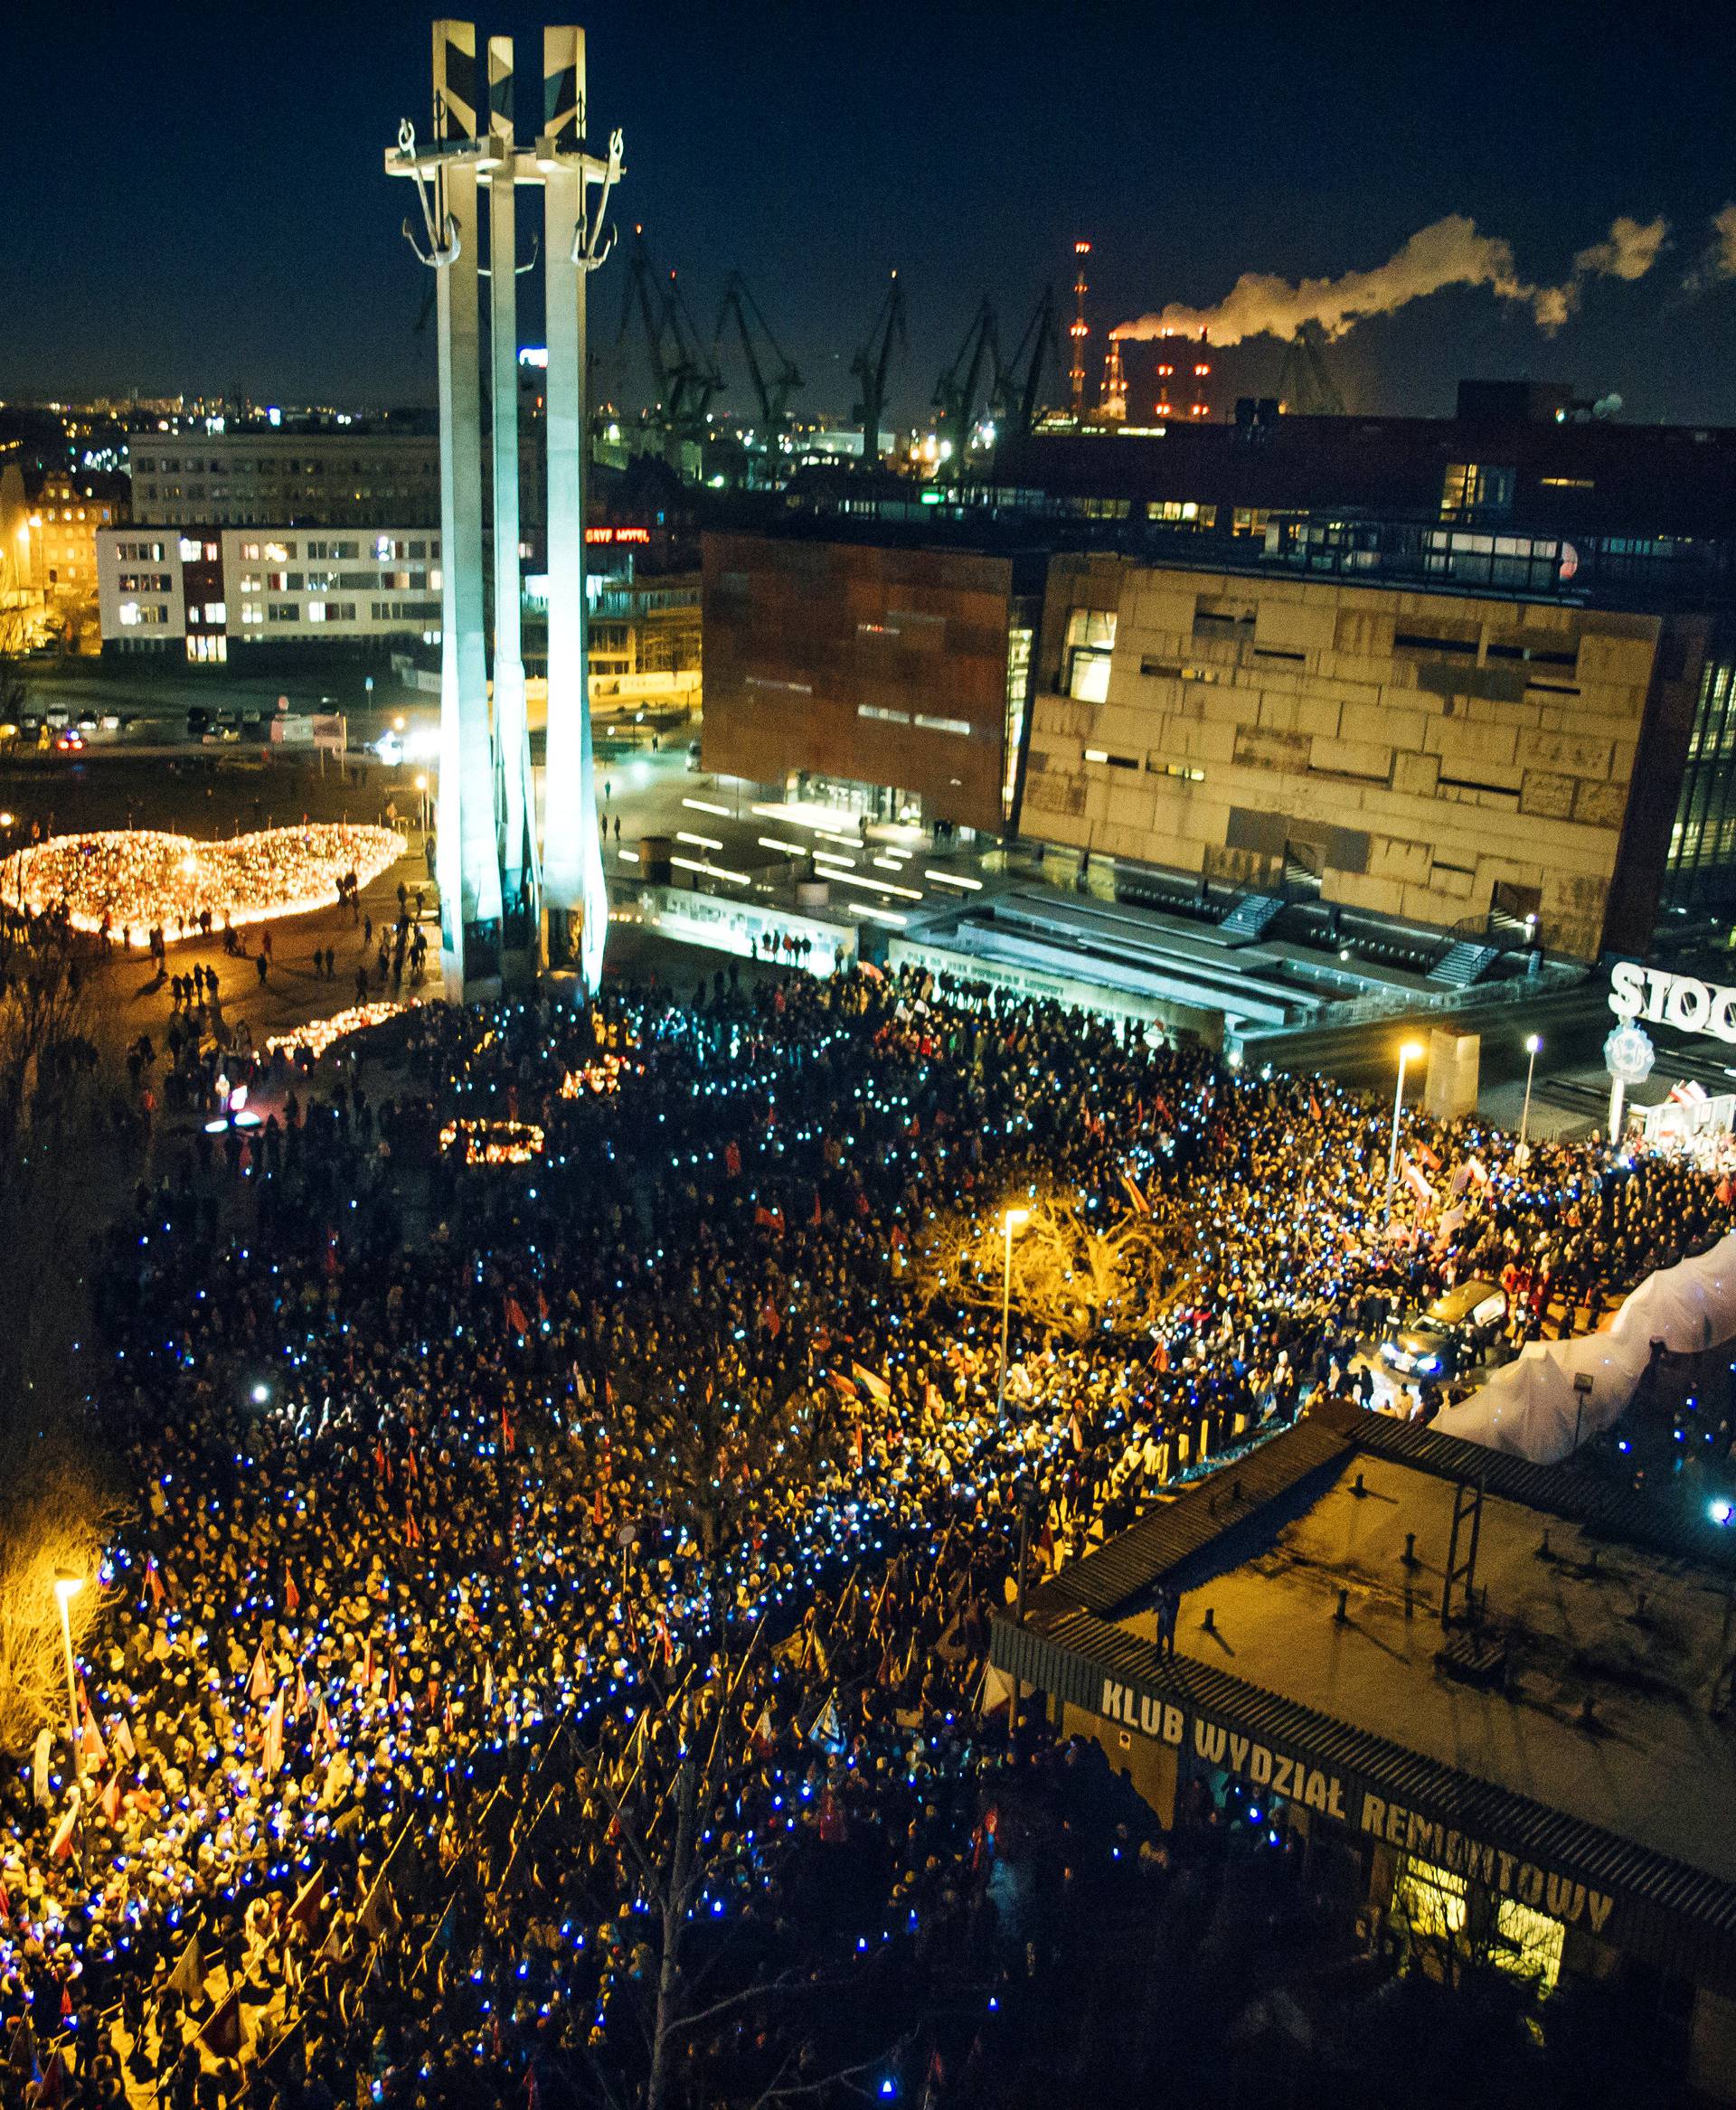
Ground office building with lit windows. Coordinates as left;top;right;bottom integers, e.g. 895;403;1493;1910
96;526;443;663
709;385;1736;966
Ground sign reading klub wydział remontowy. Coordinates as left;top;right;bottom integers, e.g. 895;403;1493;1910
1097;1674;1617;1936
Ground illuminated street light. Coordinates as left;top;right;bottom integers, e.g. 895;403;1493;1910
1520;1032;1543;1155
997;1208;1031;1420
53;1573;82;1783
1386;1041;1426;1212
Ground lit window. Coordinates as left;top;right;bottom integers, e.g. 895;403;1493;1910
177;536;201;561
118;600;139;627
204;602;227;625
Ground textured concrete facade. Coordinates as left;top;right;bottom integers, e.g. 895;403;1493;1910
1025;556;1694;960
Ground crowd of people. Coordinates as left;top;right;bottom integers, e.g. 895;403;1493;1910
0;958;1731;2110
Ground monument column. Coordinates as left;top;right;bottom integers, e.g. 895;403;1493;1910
539;24;611;995
486;34;537;986
430;20;504;1001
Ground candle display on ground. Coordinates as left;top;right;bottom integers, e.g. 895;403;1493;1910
0;826;406;943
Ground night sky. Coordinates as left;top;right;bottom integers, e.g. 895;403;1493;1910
12;0;1736;428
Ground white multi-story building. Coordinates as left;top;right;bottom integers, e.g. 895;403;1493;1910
97;526;442;663
127;429;440;530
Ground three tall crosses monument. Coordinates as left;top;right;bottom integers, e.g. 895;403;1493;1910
387;21;621;1003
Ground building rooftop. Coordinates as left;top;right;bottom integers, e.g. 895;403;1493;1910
1118;1445;1736;1884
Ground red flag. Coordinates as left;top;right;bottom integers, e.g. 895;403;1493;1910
287;1865;326;1932
284;1570;301;1616
362;1639;374;1692
261;1691;284;1779
501;1407;515;1455
48;1803;78;1861
248;1644;270;1701
58;1985;71;2025
505;1296;530;1339
852;1423;864;1472
199;1989;244;2060
37;2051;68;2107
294;1663;310;1718
145;1561;165;1608
315;1695;339;1757
592;1485;605;1529
442;1694;454;1737
80;1708;107;1772
99;1776;119;1826
387;1660;400;1709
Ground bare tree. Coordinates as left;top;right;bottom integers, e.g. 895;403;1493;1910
0;919;122;1752
911;1183;1165;1342
580;1655;905;2110
0;1439;118;1753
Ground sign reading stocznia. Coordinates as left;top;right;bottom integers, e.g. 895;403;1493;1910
1609;961;1736;1041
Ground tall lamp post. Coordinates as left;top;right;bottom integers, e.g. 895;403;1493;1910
1385;1041;1426;1215
996;1207;1030;1419
53;1573;82;1784
1519;1032;1543;1155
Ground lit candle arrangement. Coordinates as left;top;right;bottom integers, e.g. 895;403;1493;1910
0;825;407;944
265;1000;420;1061
559;1051;637;1097
438;1118;546;1165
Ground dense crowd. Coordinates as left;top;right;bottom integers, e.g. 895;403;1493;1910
0;961;1730;2110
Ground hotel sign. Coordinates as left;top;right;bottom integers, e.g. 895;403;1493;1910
1097;1672;1616;1936
1609;960;1736;1042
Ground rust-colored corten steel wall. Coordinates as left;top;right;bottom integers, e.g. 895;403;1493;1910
701;534;1014;834
1027;555;1692;961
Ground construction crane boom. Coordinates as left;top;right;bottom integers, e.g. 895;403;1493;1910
713;271;803;466
618;224;675;412
932;297;999;476
994;284;1059;436
849;271;906;465
1276;322;1344;419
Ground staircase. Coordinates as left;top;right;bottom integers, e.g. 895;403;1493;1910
1217;891;1284;943
1429;937;1502;989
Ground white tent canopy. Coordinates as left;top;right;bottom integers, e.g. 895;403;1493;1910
1432;1232;1736;1464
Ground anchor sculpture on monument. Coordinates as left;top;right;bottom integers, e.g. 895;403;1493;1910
386;20;623;1003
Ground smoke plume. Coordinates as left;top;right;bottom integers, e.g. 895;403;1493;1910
1684;203;1736;292
1113;212;1668;345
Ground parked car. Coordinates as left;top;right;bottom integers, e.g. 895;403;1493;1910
1378;1278;1507;1381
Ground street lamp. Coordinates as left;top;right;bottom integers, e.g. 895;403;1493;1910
1386;1041;1426;1210
996;1208;1030;1419
52;1573;82;1783
1519;1032;1543;1155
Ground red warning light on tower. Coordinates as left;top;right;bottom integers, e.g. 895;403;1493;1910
1070;241;1092;420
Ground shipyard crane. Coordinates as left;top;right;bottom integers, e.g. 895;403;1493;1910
849;271;907;464
618;225;676;419
992;284;1060;437
713;271;803;476
1276;321;1344;418
660;266;723;432
616;227;722;462
932;297;1000;476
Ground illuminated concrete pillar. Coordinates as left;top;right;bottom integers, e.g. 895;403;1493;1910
410;21;504;1002
539;24;611;995
486;34;538;985
391;16;620;1004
